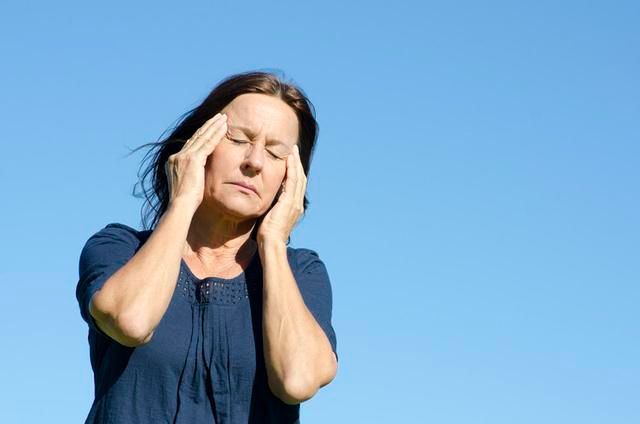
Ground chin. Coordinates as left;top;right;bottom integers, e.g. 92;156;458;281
210;195;264;219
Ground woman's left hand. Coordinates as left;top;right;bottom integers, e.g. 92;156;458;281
257;145;306;245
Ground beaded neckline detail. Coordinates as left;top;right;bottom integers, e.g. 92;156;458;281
176;255;259;305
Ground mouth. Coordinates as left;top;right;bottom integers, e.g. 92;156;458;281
228;182;258;195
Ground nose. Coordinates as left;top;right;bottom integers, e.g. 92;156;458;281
241;142;265;174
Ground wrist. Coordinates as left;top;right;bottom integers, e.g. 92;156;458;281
257;236;288;254
167;197;199;217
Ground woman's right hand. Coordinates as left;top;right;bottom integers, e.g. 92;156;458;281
165;112;228;211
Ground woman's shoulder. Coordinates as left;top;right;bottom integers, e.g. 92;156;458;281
84;222;152;249
285;246;327;273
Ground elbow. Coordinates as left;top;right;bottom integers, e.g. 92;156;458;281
319;352;338;388
89;295;154;347
269;370;328;405
114;313;155;347
269;353;338;405
270;375;319;406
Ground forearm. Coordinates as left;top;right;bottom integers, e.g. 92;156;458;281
91;200;195;344
258;238;336;403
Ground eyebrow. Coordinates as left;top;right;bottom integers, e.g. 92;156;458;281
229;125;289;146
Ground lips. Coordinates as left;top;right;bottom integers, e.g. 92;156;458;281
229;181;258;195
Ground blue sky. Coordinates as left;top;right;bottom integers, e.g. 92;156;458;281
1;1;638;422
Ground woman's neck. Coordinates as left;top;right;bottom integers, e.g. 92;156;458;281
183;205;257;269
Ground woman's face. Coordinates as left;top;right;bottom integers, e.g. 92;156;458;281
202;93;300;220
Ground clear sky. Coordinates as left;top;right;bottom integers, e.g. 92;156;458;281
1;1;638;422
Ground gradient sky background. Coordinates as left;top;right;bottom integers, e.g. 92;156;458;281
1;1;638;423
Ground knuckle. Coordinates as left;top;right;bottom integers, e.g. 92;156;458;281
183;153;197;163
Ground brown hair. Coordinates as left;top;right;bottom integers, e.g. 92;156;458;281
128;70;319;243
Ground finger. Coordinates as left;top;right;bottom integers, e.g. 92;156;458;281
286;146;301;209
187;113;226;150
182;114;221;151
293;145;306;207
194;117;228;156
183;113;225;150
282;147;297;199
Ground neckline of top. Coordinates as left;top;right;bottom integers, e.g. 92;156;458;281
179;249;261;284
135;226;263;283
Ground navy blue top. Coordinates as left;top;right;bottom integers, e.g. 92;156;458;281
75;223;338;423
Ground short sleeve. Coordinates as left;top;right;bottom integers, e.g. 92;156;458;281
75;223;142;337
292;248;338;362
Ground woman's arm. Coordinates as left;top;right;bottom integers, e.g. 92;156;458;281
256;144;338;404
259;237;338;405
90;113;227;347
89;200;195;347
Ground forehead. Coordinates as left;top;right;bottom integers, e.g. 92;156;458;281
222;93;299;145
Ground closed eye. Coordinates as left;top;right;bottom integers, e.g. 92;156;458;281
267;150;284;160
230;137;285;160
230;138;249;144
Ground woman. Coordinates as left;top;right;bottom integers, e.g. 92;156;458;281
75;71;338;423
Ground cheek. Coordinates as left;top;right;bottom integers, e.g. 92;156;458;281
274;167;287;188
262;169;285;200
203;155;227;188
204;156;217;175
207;146;237;173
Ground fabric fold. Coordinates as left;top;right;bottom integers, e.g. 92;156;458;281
211;305;232;422
174;304;216;423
